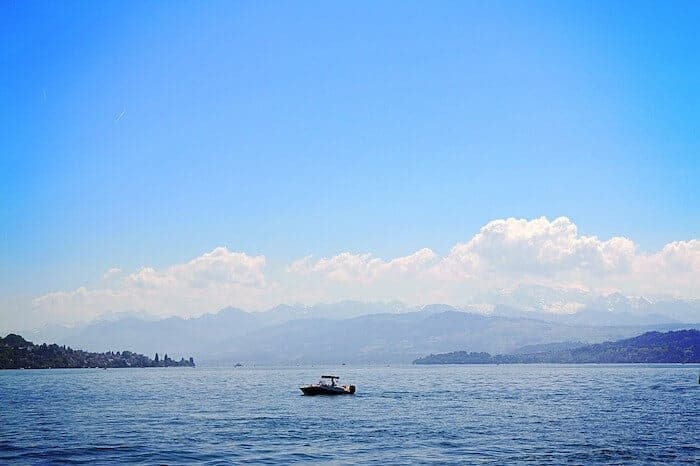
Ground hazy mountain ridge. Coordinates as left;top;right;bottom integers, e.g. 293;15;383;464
22;299;699;364
479;286;700;325
26;301;413;358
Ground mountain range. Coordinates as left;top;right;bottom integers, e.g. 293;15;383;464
472;285;700;325
17;294;699;364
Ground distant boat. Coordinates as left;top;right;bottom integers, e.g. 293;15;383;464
300;375;356;395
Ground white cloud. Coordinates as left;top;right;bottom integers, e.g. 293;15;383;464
288;217;699;300
32;247;272;324
122;247;266;289
630;239;700;296
26;217;699;324
438;217;636;279
288;248;436;283
101;267;123;282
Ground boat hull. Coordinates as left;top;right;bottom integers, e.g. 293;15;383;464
300;384;356;396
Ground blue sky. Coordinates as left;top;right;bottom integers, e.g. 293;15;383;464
1;1;699;312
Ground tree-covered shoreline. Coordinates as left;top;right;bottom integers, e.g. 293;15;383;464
414;330;700;364
0;334;195;369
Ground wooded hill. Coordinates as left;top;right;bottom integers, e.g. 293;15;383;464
414;329;700;364
0;334;195;369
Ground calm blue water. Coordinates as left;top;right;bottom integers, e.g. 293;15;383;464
1;365;698;464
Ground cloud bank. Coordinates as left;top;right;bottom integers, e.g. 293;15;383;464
28;217;700;324
32;247;272;323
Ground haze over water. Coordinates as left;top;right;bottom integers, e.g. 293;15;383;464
2;365;698;464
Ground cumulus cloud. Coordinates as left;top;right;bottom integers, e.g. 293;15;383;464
630;239;700;296
435;217;638;287
122;247;266;289
27;217;699;324
32;247;272;323
287;217;699;299
288;248;436;283
101;267;123;281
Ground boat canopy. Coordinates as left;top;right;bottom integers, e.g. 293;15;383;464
321;375;339;379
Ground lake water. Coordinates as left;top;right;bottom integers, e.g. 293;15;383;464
1;365;698;464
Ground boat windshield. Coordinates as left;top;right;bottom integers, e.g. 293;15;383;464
320;376;339;386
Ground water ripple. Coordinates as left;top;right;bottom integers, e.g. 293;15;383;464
1;365;698;464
